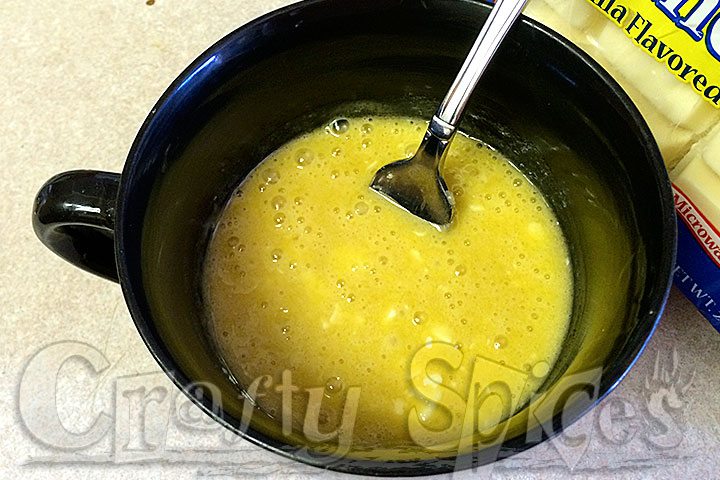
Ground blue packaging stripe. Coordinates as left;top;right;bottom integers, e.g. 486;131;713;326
674;211;720;332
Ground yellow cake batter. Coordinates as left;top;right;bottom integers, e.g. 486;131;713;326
202;116;573;454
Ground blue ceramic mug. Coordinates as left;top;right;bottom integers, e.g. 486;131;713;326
32;0;675;474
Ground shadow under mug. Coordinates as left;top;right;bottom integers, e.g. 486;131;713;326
32;0;676;475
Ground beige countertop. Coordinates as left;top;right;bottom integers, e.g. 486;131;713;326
2;0;719;478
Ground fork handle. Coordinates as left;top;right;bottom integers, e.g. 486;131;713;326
433;0;528;135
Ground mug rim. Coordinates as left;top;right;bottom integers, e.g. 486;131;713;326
114;0;677;475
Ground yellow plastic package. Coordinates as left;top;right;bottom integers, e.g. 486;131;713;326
524;0;720;329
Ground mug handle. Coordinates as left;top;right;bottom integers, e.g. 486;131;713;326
32;170;121;282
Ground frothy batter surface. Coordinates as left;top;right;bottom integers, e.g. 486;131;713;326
203;116;572;453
